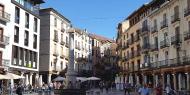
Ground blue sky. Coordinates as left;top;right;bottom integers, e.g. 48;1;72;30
42;0;151;39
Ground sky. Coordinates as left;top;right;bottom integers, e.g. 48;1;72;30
42;0;151;39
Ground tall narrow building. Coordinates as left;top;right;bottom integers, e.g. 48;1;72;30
39;8;71;83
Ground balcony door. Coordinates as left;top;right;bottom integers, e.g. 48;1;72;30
0;28;3;42
0;4;4;17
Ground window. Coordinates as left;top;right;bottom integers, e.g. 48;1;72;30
54;17;57;27
61;34;63;42
61;46;63;56
33;52;37;68
24;31;29;46
13;46;18;64
0;51;2;66
34;18;38;32
66;36;68;44
0;28;4;42
33;35;37;49
61;62;63;70
154;19;157;27
25;13;29;28
15;7;20;24
163;13;167;21
174;6;179;17
154;37;158;47
54;30;58;42
14;26;19;43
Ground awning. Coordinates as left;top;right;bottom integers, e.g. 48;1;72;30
0;72;25;79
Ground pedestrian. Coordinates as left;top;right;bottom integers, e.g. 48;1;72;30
138;84;150;95
155;85;162;95
105;81;109;94
99;81;104;93
16;83;23;95
165;85;173;95
124;82;131;95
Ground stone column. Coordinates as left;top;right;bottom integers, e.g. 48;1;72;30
172;73;177;90
186;73;190;90
136;74;140;85
66;29;77;89
178;73;182;91
155;75;158;87
39;75;43;87
161;74;165;89
167;74;170;86
25;74;29;85
29;73;33;85
48;73;52;84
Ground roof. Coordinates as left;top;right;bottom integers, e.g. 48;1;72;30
89;33;115;43
40;8;71;23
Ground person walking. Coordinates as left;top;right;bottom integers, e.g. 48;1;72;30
138;84;150;95
124;82;131;95
16;84;23;95
155;85;162;95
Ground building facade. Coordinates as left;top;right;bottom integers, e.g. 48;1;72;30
90;34;117;79
39;8;93;83
117;0;190;91
0;0;44;87
39;8;71;83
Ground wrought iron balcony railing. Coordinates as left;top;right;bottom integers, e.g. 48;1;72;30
171;34;182;45
134;34;140;42
0;10;10;22
140;26;150;35
160;19;168;29
184;30;190;41
160;40;169;49
60;40;65;45
184;7;190;17
151;26;158;33
150;43;159;51
0;35;9;46
171;13;180;23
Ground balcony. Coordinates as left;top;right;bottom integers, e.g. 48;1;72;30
140;26;150;36
65;42;69;48
60;54;65;59
160;40;169;49
151;26;158;33
77;57;88;62
75;46;81;50
160;19;168;29
0;35;9;47
60;41;65;45
53;51;59;56
0;10;10;22
171;13;180;24
134;34;140;42
184;7;190;17
150;43;159;51
129;52;135;59
171;35;182;45
53;36;59;42
134;50;141;57
184;30;190;41
141;56;190;69
128;39;133;45
140;62;152;69
142;43;150;50
61;28;65;32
